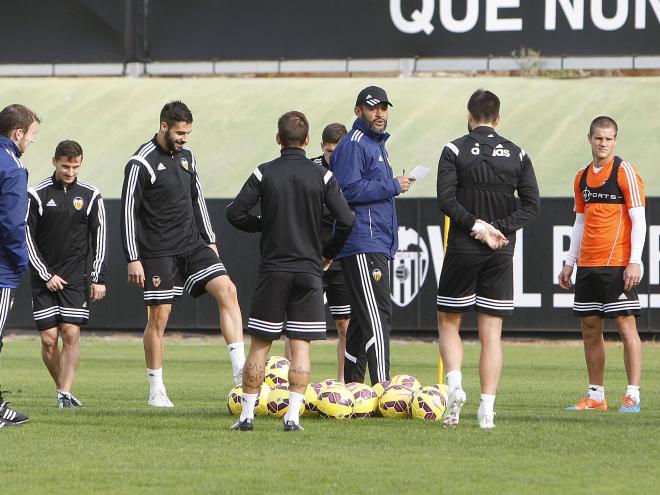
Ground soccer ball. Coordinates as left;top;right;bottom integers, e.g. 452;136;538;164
226;385;242;416
372;380;391;400
411;386;448;421
320;378;344;390
303;383;323;416
346;382;378;418
265;355;289;388
317;386;354;419
266;386;305;418
389;374;421;392
378;385;413;418
254;383;270;416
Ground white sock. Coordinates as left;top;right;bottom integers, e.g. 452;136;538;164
587;384;605;402
445;370;463;392
625;385;640;402
147;368;165;395
227;342;246;377
478;394;496;417
285;391;304;424
240;393;257;421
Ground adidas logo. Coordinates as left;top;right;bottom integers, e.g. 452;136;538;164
378;155;384;162
618;293;628;300
157;163;166;171
46;199;57;207
492;144;510;158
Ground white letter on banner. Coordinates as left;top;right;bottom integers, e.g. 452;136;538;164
439;0;479;33
486;0;523;31
390;0;435;34
427;225;445;287
635;0;660;29
545;0;585;30
553;226;574;284
649;226;660;284
514;229;541;307
591;0;628;30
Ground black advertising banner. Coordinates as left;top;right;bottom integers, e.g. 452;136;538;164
148;0;660;60
5;198;660;334
0;1;659;64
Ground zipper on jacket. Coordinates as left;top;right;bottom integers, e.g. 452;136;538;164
368;209;373;237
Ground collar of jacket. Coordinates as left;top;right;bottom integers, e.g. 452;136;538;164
0;135;21;158
353;118;390;143
280;147;306;157
470;126;497;137
50;171;77;189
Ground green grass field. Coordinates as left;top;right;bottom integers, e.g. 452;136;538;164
1;76;659;198
1;336;659;494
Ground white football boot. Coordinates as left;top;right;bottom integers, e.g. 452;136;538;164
442;388;466;428
148;389;174;408
478;410;495;429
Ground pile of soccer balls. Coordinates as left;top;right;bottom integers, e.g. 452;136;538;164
226;355;449;421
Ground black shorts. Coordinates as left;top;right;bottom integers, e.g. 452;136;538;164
142;246;227;305
323;269;351;320
246;271;326;341
436;252;514;316
32;281;89;331
573;266;641;318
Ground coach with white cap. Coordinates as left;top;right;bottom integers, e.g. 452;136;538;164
331;86;413;385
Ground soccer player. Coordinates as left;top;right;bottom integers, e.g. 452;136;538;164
558;116;645;414
312;123;365;382
227;111;354;431
120;101;245;407
0;104;40;428
331;86;413;385
436;90;540;429
27;140;106;408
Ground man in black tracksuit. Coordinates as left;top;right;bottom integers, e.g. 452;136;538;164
120;101;244;408
436;89;540;429
227;111;354;431
27;140;107;408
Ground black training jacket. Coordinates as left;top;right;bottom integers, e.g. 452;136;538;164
437;126;540;256
227;147;354;275
27;174;107;285
120;137;215;261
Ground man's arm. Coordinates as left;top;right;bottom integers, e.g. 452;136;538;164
189;154;216;245
88;192;107;285
26;189;52;281
332;140;401;205
120;161;148;287
558;213;584;289
491;153;541;235
624;206;646;291
0;167;29;274
226;168;263;232
321;172;355;261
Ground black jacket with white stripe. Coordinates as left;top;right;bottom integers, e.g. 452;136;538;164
437;126;540;256
226;147;354;275
120;137;215;261
27;174;107;285
313;154;342;272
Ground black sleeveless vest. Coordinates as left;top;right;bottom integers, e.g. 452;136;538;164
579;156;625;205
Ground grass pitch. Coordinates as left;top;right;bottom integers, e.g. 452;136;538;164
1;336;659;494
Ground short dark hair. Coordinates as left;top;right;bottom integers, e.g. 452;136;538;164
54;140;83;161
321;123;347;145
467;89;500;124
589;116;618;136
160;101;193;127
278;111;309;147
0;104;41;138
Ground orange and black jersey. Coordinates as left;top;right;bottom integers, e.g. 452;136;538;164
120;137;216;261
27;174;107;285
573;156;645;267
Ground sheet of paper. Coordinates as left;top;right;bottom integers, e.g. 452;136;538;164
408;165;431;181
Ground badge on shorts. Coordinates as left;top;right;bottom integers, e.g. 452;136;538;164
372;269;382;282
152;275;161;287
180;157;189;171
73;197;84;210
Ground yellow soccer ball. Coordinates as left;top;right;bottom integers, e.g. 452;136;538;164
254;383;270;416
372;380;391;401
411;386;448;421
265;355;289;388
378;385;413;418
389;374;421;392
266;386;305;418
346;382;378;418
303;383;323;416
317;385;354;419
226;385;242;416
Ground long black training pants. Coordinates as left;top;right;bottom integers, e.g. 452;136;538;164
340;253;391;385
0;288;14;355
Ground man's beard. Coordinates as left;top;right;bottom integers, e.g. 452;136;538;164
362;115;387;134
165;133;182;152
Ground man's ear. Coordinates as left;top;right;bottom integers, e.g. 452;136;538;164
276;133;282;146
